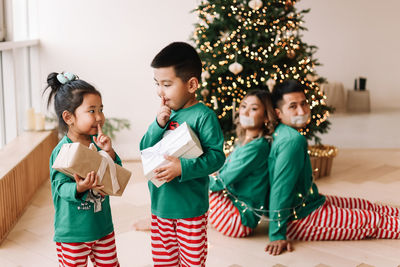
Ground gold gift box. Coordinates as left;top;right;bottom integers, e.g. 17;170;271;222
52;142;132;196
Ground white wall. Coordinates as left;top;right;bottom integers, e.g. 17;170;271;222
36;0;198;159
35;0;400;159
297;0;400;111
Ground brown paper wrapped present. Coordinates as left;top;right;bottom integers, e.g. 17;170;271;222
52;142;131;196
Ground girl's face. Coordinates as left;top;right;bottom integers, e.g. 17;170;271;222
70;93;104;136
239;95;268;130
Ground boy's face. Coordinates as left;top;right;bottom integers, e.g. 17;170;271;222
153;66;196;111
275;92;310;129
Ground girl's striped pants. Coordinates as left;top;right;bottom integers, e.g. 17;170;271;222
209;191;253;238
287;195;400;241
55;231;119;267
151;213;208;267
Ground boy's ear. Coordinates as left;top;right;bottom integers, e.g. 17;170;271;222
187;77;199;93
62;110;74;126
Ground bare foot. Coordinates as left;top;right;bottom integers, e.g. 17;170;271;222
132;217;151;231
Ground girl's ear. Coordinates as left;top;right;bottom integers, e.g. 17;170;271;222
62;110;74;126
187;77;199;93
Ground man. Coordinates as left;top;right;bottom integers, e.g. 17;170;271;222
265;80;400;256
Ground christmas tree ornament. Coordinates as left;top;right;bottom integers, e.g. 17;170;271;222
306;73;319;82
201;70;210;81
228;62;243;75
248;0;263;10
287;49;296;59
266;78;276;91
219;31;230;43
200;88;210;97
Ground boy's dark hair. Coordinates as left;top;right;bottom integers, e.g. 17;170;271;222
151;42;202;82
271;80;307;109
44;72;101;134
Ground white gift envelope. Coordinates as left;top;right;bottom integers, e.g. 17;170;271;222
140;122;203;187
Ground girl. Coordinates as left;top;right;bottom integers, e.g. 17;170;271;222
209;90;278;237
46;72;120;266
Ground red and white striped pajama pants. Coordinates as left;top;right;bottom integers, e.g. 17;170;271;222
287;195;400;241
55;231;119;267
151;213;208;267
209;191;253;238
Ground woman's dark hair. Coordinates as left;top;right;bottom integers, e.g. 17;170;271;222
44;72;101;134
235;89;278;142
151;42;202;82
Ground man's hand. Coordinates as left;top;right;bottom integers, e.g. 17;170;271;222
74;171;105;193
154;155;182;183
157;96;171;128
265;240;293;256
93;124;115;159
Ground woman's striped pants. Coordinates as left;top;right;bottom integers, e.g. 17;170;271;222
287;195;400;241
209;191;253;238
55;231;119;267
151;213;208;267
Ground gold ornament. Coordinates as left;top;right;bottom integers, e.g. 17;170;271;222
287;49;296;59
266;78;276;91
200;88;210;97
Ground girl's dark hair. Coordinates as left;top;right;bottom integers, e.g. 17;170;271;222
235;90;278;142
44;72;101;134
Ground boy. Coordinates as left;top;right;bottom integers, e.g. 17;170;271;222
140;42;225;266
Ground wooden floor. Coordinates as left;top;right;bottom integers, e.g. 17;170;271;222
1;148;400;267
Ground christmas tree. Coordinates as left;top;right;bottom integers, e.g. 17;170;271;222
192;0;332;145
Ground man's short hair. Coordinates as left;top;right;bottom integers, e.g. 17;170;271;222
151;42;202;82
271;80;307;109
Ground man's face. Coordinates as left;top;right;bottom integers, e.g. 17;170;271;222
275;92;310;129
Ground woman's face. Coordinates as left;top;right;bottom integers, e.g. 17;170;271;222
239;95;268;130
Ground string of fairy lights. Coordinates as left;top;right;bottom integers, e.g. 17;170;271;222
210;172;316;226
192;0;331;141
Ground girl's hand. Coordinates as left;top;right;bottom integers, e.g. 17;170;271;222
157;96;171;128
154;155;181;183
93;124;115;159
265;240;293;256
74;171;105;193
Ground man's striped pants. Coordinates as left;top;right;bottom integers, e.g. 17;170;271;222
287;195;400;241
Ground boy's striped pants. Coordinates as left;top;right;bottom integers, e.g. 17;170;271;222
287;195;400;241
55;231;119;267
151;213;208;267
209;191;253;238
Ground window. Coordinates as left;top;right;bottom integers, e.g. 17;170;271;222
0;0;39;149
0;0;5;41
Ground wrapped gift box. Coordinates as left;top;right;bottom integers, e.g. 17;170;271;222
140;122;203;187
52;142;132;196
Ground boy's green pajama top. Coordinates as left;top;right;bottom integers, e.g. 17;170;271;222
267;123;326;241
49;136;120;242
140;103;225;219
209;137;270;228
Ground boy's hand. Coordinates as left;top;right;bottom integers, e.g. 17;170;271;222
74;171;105;193
157;96;171;128
265;240;293;256
93;124;115;159
154;155;181;183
